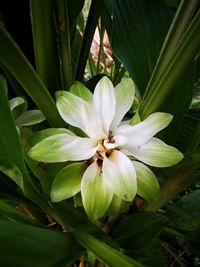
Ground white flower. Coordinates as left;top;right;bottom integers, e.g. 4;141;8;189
29;77;183;220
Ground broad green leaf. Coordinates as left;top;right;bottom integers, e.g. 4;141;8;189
112;212;169;249
0;26;64;127
0;156;23;189
30;0;61;93
111;0;174;94
0;199;38;226
0;76;26;175
140;5;200;118
0;220;83;267
70;81;93;102
73;229;144;267
51;162;86;202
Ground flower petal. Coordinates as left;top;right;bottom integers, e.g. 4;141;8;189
29;128;75;146
129;138;184;167
111;78;135;129
103;150;137;201
70;82;93;102
9;97;25;112
115;112;173;147
93;77;116;135
51;162;86;202
106;194;126;216
16;110;45;127
81;162;113;220
132;161;160;202
29;134;97;162
56;91;104;139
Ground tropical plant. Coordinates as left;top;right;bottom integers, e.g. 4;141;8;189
0;0;200;266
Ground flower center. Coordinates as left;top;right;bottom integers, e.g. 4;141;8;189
91;131;115;166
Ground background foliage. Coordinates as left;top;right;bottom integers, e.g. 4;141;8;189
0;0;200;266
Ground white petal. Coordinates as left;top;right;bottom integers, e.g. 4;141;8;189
129;138;184;167
103;135;127;149
132;161;160;202
81;162;113;220
29;134;98;162
93;77;116;135
56;91;105;139
103;150;137;201
115;112;173;147
111;78;135;129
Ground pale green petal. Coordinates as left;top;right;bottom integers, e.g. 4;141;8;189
106;194;126;216
93;76;116;135
16;110;45;127
115;112;173;147
111;78;135;129
103;150;137;201
132;161;160;202
51;162;86;202
81;162;113;220
28;134;97;162
56;91;104;139
70;81;93;102
29;128;75;146
130;138;184;167
8;97;25;112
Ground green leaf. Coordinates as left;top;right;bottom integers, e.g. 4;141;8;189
0;156;23;190
0;26;64;127
0;76;26;175
73;229;144;267
140;4;200;118
30;0;61;93
112;0;174;94
0;199;38;226
112;212;169;249
75;0;104;80
70;81;93;102
55;0;73;89
51;162;86;202
0;220;83;267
